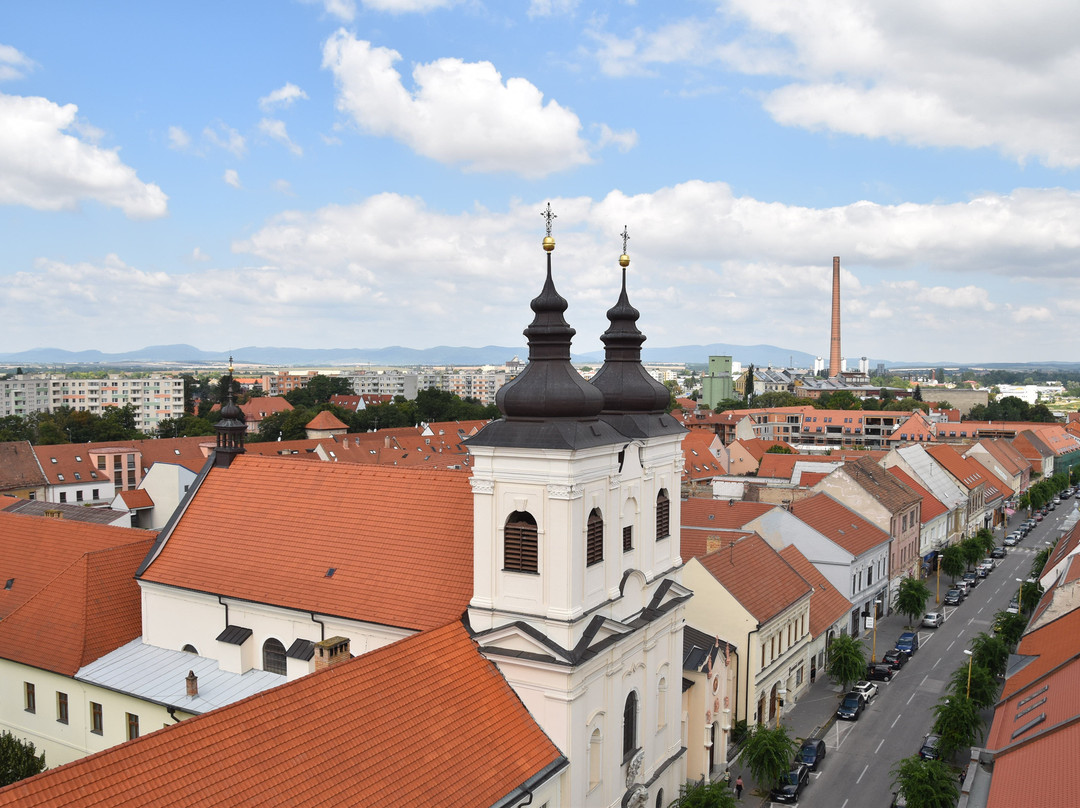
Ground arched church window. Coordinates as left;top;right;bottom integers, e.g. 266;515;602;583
623;691;638;758
263;638;287;675
504;511;538;573
656;490;670;540
587;508;604;566
588;727;602;789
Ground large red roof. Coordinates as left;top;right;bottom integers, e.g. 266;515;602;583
695;533;812;624
139;455;474;631
790;492;891;557
0;622;563;807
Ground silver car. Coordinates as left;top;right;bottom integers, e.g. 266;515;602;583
922;612;943;628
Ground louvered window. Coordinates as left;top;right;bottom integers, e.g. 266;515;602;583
587;509;604;566
656;490;670;540
623;525;633;552
504;511;538;573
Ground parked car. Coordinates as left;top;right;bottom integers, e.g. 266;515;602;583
866;662;894;681
770;763;810;803
991;547;1007;559
851;680;878;703
797;738;827;771
922;611;943;628
895;631;920;655
962;571;980;588
836;692;865;720
955;580;970;596
919;733;942;760
944;589;963;606
976;565;989;578
1004;535;1018;547
1036;513;1044;522
881;649;906;670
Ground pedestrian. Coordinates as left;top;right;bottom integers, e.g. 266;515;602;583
722;768;730;786
735;775;743;800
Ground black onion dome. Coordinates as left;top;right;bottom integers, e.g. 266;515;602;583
496;253;605;420
591;267;671;414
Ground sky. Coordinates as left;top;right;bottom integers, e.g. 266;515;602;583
2;1;1080;365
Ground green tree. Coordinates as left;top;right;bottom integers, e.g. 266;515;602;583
819;390;863;410
766;444;794;454
737;724;798;794
932;694;984;760
959;537;984;570
948;662;998;709
254;407;313;442
1031;547;1051;580
992;610;1026;648
973;528;996;556
751;391;801;409
670;778;737;808
891;756;959;808
940;545;966;582
156;414;217;439
1019;580;1043;613
826;634;867;690
744;365;755;403
970;631;1009;679
894;577;932;628
913;384;923;401
0;730;46;787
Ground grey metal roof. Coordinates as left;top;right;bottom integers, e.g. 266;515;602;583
286;638;314;660
1;498;131;525
76;639;285;714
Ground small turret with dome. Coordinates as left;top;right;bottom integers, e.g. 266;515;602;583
590;227;684;438
213;356;247;467
467;204;621;450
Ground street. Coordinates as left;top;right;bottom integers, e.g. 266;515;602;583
761;500;1078;807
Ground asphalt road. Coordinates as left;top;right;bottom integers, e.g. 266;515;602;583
771;500;1078;808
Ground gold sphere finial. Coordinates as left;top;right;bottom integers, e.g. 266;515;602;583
619;225;630;267
619;253;630;268
541;203;557;252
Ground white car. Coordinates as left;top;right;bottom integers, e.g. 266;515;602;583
851;680;879;702
922;612;944;628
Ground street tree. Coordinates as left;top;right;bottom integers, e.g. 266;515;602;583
737;724;798;794
670;778;737;808
959;537;985;570
895;577;932;628
970;631;1009;679
1031;547;1051;579
744;365;755;403
826;634;867;690
932;694;984;761
948;662;999;710
940;545;966;582
0;730;46;787
992;610;1027;648
891;756;959;808
973;528;996;556
1020;580;1043;613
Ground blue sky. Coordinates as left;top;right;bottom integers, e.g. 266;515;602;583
2;0;1080;364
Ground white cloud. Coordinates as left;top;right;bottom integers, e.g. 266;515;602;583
192;247;210;262
528;0;578;17
258;83;309;111
0;92;167;218
322;31;593;177
0;44;35;82
1012;305;1052;323
273;179;294;194
300;0;356;22
258;118;303;156
594;123;638;153
223;169;241;188
361;0;458;10
168;125;191;150
203;122;246;157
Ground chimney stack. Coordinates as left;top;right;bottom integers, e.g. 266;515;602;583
829;256;841;378
314;636;352;671
186;670;198;697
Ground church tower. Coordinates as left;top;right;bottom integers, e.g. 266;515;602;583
467;211;689;808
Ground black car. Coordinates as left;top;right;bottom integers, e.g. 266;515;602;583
770;763;810;803
991;547;1007;559
962;571;980;588
836;692;865;720
919;733;942;760
944;588;963;606
866;662;894;682
797;738;827;771
882;648;906;670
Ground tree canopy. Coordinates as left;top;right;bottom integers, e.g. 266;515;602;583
932;693;984;760
737;724;798;793
0;730;46;788
826;634;867;689
891;756;959;808
895;577;932;628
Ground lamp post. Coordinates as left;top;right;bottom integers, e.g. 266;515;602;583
964;649;973;698
936;556;941;605
1015;577;1024;614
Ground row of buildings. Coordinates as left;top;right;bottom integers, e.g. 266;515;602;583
0;375;185;431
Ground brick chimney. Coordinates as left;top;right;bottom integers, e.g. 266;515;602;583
186;670;198;697
314;636;352;671
829;256;842;378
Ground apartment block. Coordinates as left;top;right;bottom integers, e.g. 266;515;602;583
1;374;184;431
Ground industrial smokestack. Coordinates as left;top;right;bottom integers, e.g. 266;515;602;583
829;256;841;378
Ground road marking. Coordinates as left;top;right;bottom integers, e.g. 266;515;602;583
947;640;955;651
933;657;940;668
958;629;966;637
978;606;984;614
875;738;885;754
892;714;902;728
920;674;928;687
856;764;869;784
907;691;918;705
841;801;849;808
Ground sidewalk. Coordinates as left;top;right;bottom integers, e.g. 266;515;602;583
725;609;918;804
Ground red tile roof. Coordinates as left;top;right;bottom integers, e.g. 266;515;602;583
139;456;474;631
682;431;724;480
887;466;947;523
694;533;812;623
790;492;891;557
0;511;155;622
1000;606;1080;700
0;441;46;490
0;536;153;675
0;621;564;808
926;443;988;490
305;410;348;430
778;545;852;638
118;488;154;509
681;498;774;531
681;527;755;561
